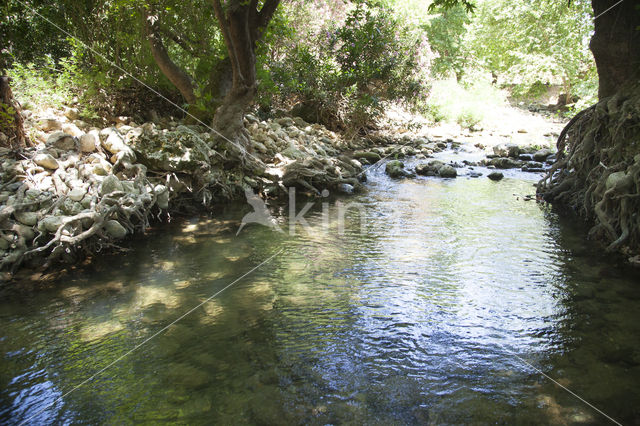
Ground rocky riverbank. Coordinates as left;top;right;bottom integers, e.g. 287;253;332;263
1;106;453;278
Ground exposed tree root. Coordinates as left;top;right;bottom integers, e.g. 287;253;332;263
538;81;640;256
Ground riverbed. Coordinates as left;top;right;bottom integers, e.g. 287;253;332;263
1;158;639;424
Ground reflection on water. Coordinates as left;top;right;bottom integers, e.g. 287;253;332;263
1;165;640;424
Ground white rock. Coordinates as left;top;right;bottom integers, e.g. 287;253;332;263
79;133;97;153
68;187;86;202
102;130;129;154
154;185;169;209
33;153;59;169
62;122;84;137
125;127;143;143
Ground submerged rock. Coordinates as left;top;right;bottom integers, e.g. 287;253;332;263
488;171;504;181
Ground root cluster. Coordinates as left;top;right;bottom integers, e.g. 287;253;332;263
538;82;640;254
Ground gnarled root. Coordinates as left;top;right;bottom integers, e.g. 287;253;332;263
538;81;640;255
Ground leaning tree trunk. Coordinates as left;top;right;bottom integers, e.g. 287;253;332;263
144;9;197;106
210;0;280;161
0;74;27;150
538;0;640;258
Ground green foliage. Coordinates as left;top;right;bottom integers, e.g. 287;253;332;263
264;0;429;131
464;0;596;104
8;57;75;110
423;4;470;79
429;0;475;13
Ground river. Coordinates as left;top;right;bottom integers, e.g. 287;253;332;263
1;156;639;424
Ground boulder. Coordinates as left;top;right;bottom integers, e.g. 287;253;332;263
79;133;98;153
61;123;84;137
104;220;127;239
46;132;75;151
518;153;534;161
15;211;38;226
102;129;129;154
16;224;35;241
533;148;554;162
385;160;409;178
64;107;80;120
488;171;504;181
41;215;64;233
99;175;124;196
488;157;521;169
438;165;457;178
33;153;59;170
68;187;86;202
493;143;521;158
415;160;444;176
353;151;382;163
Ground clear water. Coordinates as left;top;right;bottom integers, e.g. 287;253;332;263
1;161;639;425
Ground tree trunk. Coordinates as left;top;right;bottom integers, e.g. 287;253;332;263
144;9;197;106
0;74;27;150
210;0;280;152
590;0;640;99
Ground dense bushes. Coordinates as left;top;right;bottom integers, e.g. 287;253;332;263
262;1;429;132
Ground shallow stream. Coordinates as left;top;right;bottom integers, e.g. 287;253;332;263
1;157;639;424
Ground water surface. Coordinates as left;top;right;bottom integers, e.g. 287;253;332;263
1;161;639;424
